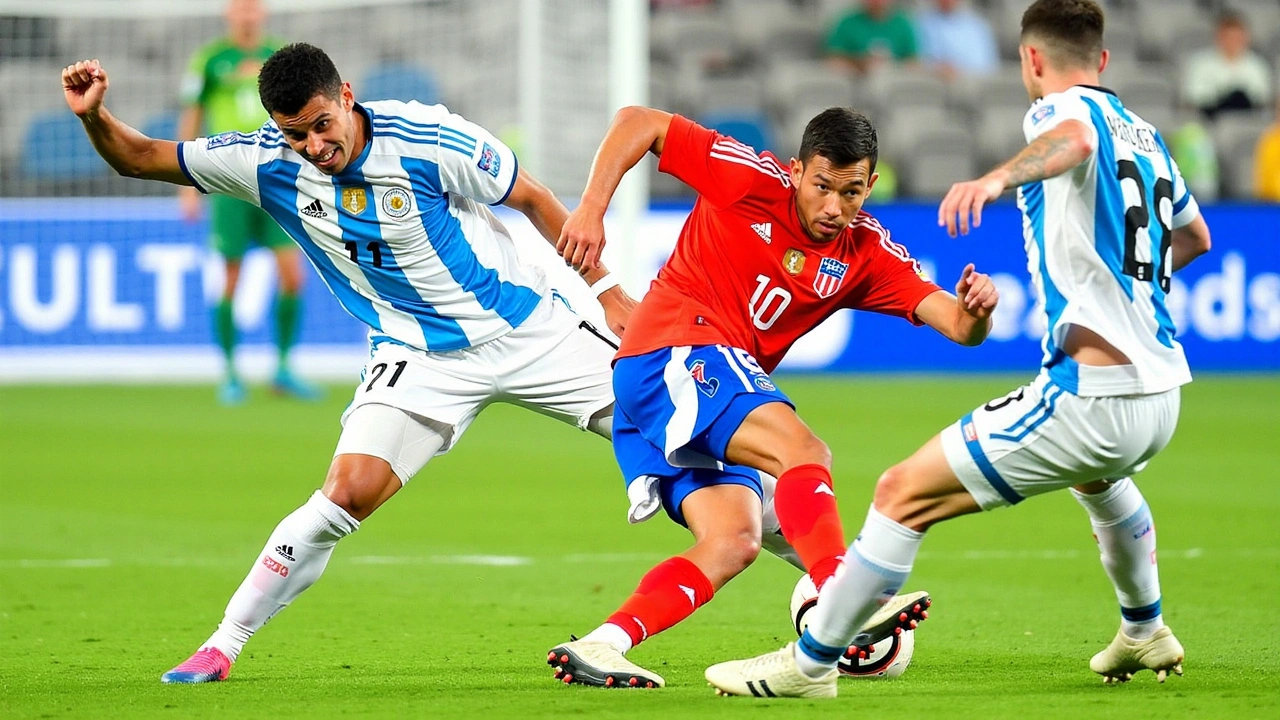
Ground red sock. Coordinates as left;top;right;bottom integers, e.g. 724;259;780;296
775;463;846;589
606;556;715;647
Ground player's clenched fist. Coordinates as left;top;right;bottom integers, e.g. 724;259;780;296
955;263;998;318
62;59;109;117
557;204;606;271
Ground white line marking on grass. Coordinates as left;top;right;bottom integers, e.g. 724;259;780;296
348;554;533;567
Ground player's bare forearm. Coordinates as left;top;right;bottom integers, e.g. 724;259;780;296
578;106;673;215
505;168;614;285
989;121;1094;189
950;308;993;347
916;267;998;346
81;107;189;185
1171;215;1212;272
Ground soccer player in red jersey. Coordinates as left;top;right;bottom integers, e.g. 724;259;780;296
546;106;999;688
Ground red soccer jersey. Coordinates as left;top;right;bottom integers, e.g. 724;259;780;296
617;114;943;373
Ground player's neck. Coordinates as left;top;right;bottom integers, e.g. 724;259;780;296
231;30;262;51
1039;71;1102;98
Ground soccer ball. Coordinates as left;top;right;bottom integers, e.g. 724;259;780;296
789;573;915;679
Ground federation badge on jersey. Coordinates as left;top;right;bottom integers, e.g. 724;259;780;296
813;257;849;298
207;131;247;149
1032;105;1056;125
783;248;806;276
341;187;368;215
477;142;501;178
382;187;412;218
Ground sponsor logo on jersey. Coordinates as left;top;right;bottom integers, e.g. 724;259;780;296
1032;104;1056;125
300;199;328;219
207;131;248;149
752;222;772;243
963;421;978;442
688;358;719;398
477;142;501;178
783;248;806;276
382;187;412;218
341;187;368;215
754;375;776;392
813;257;849;298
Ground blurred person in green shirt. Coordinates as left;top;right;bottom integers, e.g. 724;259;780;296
178;0;320;404
825;0;919;75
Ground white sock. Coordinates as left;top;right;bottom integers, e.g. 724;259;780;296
1072;479;1163;639
204;491;359;661
579;622;633;655
795;506;924;678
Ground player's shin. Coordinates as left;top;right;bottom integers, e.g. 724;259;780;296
203;491;359;661
1072;479;1164;638
796;506;923;679
774;464;846;589
584;556;715;653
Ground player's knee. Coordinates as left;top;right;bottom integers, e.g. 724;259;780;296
321;457;399;521
781;433;831;471
873;463;922;524
702;530;762;579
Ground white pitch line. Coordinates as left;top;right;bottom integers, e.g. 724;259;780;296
1;547;1273;569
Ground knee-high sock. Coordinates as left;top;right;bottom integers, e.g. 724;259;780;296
796;506;924;674
585;556;714;653
774;464;845;589
273;292;301;365
214;298;236;369
204;491;359;661
1072;479;1163;638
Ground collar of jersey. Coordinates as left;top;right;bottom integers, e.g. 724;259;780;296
1072;84;1117;97
329;102;375;181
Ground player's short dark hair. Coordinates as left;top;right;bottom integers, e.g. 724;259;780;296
1216;9;1247;31
1020;0;1105;69
798;107;878;172
258;42;343;116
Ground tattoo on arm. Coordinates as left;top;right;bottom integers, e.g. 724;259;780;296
999;133;1081;188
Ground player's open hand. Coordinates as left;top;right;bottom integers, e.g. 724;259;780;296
955;263;998;318
938;174;1005;238
62;59;109;118
599;285;638;339
557;205;606;271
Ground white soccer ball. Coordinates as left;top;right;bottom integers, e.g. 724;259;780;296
789;573;915;679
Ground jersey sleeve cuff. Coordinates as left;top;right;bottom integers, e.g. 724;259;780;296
490;152;519;206
1172;192;1200;229
176;141;208;194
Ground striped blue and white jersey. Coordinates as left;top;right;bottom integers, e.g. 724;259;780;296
179;100;546;352
1017;86;1198;397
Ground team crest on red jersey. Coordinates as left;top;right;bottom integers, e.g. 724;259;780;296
813;257;849;298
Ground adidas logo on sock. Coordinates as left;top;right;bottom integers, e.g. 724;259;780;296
300;199;327;218
275;544;296;562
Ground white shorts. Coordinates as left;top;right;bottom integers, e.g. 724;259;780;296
333;296;617;482
940;369;1181;510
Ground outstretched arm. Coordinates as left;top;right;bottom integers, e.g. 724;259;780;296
938;120;1094;237
913;264;999;346
556;106;674;271
503;168;638;336
62;59;190;185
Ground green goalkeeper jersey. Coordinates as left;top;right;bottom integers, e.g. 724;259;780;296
179;37;284;133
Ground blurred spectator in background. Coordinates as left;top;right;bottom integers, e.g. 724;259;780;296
1182;10;1273;120
826;0;918;75
177;0;321;405
1255;107;1280;202
914;0;998;81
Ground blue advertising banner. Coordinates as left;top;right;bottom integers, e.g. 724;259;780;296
1;199;1276;380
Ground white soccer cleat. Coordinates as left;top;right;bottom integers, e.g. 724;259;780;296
546;640;665;688
1090;625;1185;684
705;643;837;699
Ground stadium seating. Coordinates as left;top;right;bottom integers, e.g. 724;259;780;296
359;63;441;105
700;109;776;155
21;112;111;181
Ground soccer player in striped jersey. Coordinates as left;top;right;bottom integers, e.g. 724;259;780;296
547;106;999;689
62;43;643;684
706;0;1212;698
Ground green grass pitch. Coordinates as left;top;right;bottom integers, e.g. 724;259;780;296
2;376;1277;719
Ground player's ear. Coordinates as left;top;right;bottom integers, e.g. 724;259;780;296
865;171;880;196
789;157;804;187
340;81;354;111
1096;48;1109;76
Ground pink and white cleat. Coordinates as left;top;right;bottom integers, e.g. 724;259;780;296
160;647;232;684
